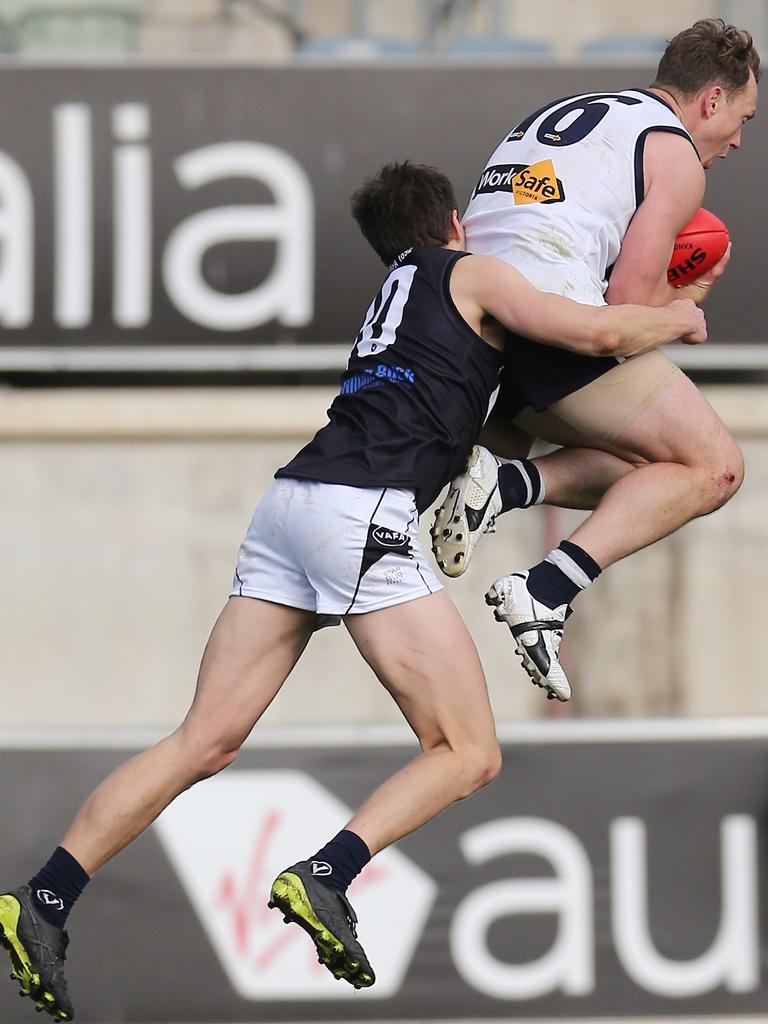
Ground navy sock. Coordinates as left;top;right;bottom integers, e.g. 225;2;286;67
28;847;90;929
498;459;545;513
310;830;371;894
526;540;602;610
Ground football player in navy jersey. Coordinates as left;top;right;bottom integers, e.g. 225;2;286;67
0;163;705;1017
433;19;757;701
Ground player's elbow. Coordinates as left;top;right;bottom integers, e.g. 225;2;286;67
590;320;624;357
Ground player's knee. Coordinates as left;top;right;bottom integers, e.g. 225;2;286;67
205;744;240;776
197;737;241;779
177;726;241;780
700;438;744;514
458;743;502;797
482;745;504;787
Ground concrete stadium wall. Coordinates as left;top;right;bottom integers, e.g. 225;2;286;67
1;385;767;729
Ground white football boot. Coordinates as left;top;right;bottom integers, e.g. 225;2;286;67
485;571;572;701
431;445;502;577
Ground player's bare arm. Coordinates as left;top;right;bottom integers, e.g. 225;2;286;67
605;131;706;307
450;252;707;357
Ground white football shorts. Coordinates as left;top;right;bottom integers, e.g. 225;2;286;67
230;478;442;621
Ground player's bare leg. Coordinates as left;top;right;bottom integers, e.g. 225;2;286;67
343;590;500;850
269;590;500;988
62;597;315;871
431;431;640;577
478;409;643;506
487;375;742;701
566;375;743;565
1;597;315;1019
431;413;645;699
531;444;641;509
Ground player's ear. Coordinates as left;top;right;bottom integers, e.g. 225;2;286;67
450;210;465;247
701;84;723;117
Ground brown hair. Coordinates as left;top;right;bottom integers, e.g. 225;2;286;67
351;161;457;266
652;18;760;98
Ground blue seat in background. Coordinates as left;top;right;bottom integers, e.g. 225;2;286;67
581;34;667;61
439;34;555;59
0;16;17;53
299;33;422;59
434;0;554;61
16;5;138;56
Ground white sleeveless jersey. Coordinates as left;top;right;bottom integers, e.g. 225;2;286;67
463;89;695;305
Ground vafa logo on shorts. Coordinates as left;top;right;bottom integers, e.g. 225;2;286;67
474;158;565;205
371;525;410;549
360;524;413;585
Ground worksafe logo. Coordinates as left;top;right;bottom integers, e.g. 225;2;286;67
154;771;437;1000
474;159;565;205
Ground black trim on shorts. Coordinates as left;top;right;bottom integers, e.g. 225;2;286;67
344;488;387;615
407;500;434;596
415;561;433;594
633;125;699;208
234;567;245;596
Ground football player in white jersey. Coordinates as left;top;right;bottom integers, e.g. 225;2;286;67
433;18;759;702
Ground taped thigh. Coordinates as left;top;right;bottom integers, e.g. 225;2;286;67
547;350;683;444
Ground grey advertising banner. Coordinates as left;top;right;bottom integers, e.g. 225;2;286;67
0;728;767;1022
0;64;763;365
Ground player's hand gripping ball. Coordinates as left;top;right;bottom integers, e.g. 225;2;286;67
667;208;729;286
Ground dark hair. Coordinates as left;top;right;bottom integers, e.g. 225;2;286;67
350;161;457;265
652;18;760;98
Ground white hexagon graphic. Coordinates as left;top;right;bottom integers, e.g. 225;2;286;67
154;770;437;1000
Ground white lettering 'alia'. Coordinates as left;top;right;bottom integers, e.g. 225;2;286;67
0;103;315;331
163;141;314;331
450;814;759;1000
0;151;33;327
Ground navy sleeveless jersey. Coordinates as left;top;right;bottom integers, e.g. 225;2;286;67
276;246;503;513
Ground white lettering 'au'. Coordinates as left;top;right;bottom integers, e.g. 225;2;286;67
611;815;759;996
451;813;760;1000
450;818;594;999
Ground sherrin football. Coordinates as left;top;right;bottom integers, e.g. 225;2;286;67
667;207;729;286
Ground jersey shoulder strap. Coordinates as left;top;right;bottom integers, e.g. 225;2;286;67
620;90;698;205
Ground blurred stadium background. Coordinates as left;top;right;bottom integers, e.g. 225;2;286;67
1;1;768;1022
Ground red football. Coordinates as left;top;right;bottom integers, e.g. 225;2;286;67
667;208;729;286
